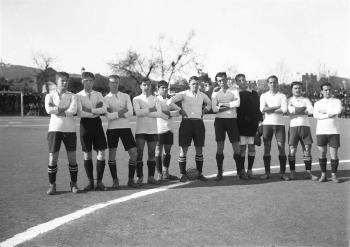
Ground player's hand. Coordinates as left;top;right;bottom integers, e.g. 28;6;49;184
96;101;103;108
162;110;171;116
257;124;263;136
56;111;66;117
49;102;56;107
58;106;68;113
118;113;126;118
149;106;157;112
179;109;188;118
107;107;113;113
82;105;92;113
118;108;128;115
202;108;209;115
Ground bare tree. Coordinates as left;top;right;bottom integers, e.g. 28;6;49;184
108;31;202;85
32;50;56;70
154;30;202;84
108;49;158;84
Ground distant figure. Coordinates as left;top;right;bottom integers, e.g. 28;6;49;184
313;82;343;183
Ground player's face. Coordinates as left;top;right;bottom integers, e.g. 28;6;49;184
82;77;94;92
189;79;200;93
57;76;69;91
321;85;332;98
216;76;228;89
158;85;168;97
109;78;120;93
292;84;302;97
268;78;278;92
140;81;151;94
237;76;248;89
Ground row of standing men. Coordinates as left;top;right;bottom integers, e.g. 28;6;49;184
44;71;343;195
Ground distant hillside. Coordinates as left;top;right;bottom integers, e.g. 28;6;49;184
0;63;41;80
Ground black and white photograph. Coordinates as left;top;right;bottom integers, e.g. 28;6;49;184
0;0;349;246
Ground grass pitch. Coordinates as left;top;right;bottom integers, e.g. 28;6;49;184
0;116;349;246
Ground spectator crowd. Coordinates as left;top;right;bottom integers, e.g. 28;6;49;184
1;84;350;118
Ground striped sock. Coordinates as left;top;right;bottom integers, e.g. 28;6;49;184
69;164;78;183
303;155;312;171
195;154;204;173
48;165;57;184
178;156;187;175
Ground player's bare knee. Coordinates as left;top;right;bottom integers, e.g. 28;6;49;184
195;146;203;155
49;152;59;166
128;147;137;161
247;144;255;156
83;151;92;160
96;150;105;160
67;151;76;164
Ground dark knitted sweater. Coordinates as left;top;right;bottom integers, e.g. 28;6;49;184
237;90;263;136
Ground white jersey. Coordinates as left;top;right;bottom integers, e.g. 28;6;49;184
211;88;240;118
45;90;77;132
133;94;167;134
77;90;106;118
260;91;287;126
156;95;180;134
287;96;313;127
104;92;133;130
313;98;342;135
167;90;211;119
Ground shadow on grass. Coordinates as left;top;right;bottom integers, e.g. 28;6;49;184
170;169;350;189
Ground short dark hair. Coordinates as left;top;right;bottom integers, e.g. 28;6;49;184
290;81;302;89
109;74;120;81
267;75;278;82
57;71;69;79
215;72;227;81
235;74;245;82
189;76;199;82
141;78;151;84
320;82;332;90
82;72;95;80
158;80;168;88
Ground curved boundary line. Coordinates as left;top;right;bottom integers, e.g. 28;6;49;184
1;160;350;247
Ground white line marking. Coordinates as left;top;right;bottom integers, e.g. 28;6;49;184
1;160;350;247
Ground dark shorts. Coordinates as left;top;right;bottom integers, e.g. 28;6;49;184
158;131;174;145
47;131;77;153
316;134;340;148
179;119;205;147
106;128;136;150
80;118;107;152
263;125;286;143
214;118;240;143
288;126;313;146
135;133;159;142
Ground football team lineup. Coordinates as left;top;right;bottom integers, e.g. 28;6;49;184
1;73;349;246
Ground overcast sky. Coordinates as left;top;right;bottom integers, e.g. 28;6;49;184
1;0;349;81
